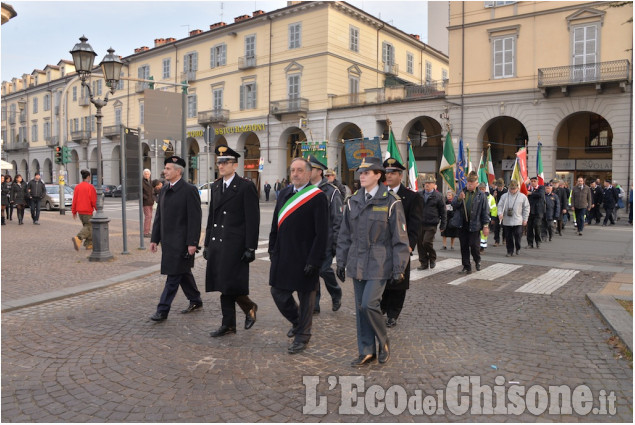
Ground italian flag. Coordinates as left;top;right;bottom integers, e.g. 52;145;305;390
439;132;456;192
536;142;544;186
407;142;418;191
385;129;404;163
486;146;495;185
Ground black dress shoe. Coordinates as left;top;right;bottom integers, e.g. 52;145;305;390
386;317;397;328
288;341;308;354
332;299;341;311
475;263;481;271
351;354;376;367
313;309;320;315
180;303;202;314
210;325;236;337
244;304;257;329
429;261;436;269
378;341;390;364
417;263;429;270
461;267;472;274
287;326;298;338
150;312;168;322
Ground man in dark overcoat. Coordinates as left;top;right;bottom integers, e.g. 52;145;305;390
380;158;423;328
149;156;203;322
204;145;260;337
269;157;328;354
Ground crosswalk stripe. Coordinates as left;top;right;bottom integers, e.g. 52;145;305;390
446;263;522;286
409;259;463;281
515;269;579;295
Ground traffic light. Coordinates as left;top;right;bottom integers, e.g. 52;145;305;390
62;146;71;164
148;76;154;90
54;146;62;164
190;156;198;170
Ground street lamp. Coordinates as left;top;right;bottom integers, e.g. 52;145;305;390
70;35;123;262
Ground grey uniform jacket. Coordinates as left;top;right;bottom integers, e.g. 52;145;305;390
336;184;409;281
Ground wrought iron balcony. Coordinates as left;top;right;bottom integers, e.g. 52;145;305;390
238;56;257;70
198;109;229;126
4;141;28;151
405;80;447;99
383;62;399;75
71;130;90;143
538;60;630;95
135;82;150;93
103;124;122;139
183;71;197;82
270;98;309;118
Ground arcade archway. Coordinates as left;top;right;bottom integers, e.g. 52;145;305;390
331;122;363;188
480;116;528;183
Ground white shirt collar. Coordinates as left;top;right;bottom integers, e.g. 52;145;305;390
365;185;379;198
223;174;236;187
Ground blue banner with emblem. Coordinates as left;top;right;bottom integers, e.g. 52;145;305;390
344;137;382;170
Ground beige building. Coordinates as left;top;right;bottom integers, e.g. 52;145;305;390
1;1;449;194
447;1;632;188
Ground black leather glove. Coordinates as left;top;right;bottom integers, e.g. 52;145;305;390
202;247;209;260
336;266;346;282
303;264;318;277
241;249;256;263
391;273;405;285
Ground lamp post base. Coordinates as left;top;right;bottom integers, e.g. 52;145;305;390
89;215;114;262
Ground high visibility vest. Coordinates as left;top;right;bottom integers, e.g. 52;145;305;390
487;193;497;217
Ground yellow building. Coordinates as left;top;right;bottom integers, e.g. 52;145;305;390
1;1;449;192
447;1;632;188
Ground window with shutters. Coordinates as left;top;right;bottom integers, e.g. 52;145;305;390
31;124;38;142
184;52;198;72
213;88;223;111
187;94;197;118
138;65;150;89
32;97;38;114
382;42;394;65
211;43;227;68
43;94;51;111
72;86;77;101
245;35;256;58
407;53;414;74
43;122;50;140
350;26;359;52
162;58;171;79
288;74;300;109
289;23;301;49
240;82;257;110
139;101;144;125
115;108;122;126
425;61;432;83
492;35;515;78
571;23;599;81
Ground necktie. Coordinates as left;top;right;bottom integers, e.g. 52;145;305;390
366;193;372;202
223;182;227;193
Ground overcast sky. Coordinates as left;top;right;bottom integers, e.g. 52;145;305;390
0;0;429;82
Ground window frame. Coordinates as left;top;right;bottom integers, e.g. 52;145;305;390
407;52;414;75
210;43;227;68
162;58;171;79
350;25;359;52
288;22;302;49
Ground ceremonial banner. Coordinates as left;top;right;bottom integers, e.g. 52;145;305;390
456;138;467;193
344;137;382;170
301;141;327;164
407;142;418;192
439;132;456;192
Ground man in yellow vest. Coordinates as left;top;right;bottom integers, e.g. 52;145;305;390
479;182;497;252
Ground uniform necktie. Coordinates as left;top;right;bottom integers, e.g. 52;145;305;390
223;182;227;193
366;193;372;202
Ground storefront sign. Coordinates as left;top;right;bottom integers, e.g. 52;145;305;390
214;123;266;135
555;159;576;170
187;130;205;138
577;159;612;170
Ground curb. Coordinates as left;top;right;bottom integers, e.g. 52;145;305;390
586;293;633;353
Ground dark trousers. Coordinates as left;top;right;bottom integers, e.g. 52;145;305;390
353;279;388;355
265;190;270;201
504;225;523;254
491;216;501;244
603;207;615;225
458;227;481;269
315;252;342;311
30;197;41;222
526;215;543;246
417;226;437;265
555;218;563;235
380;287;407;320
575;208;587;230
220;294;256;328
270;287;316;344
541;217;554;240
588;205;602;223
156;272;202;315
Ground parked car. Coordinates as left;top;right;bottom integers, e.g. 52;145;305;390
112;185;122;197
101;185;117;197
43;184;73;211
197;182;214;204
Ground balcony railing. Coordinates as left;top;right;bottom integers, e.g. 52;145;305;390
4;141;28;151
329;81;447;109
78;96;90;107
538;60;630;87
183;71;197;82
238;56;257;70
45;135;59;147
198;109;229;126
135;82;150;93
103;124;122;139
270;98;309;116
383;62;399;75
404;80;447;99
70;130;90;143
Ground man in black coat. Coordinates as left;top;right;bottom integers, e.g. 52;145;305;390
526;176;545;248
204;146;260;337
602;179;619;225
269;157;328;354
380;158;423;328
416;174;447;270
587;181;603;225
149;156;203;322
26;172;46;225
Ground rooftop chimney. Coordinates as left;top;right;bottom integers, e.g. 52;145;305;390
410;34;421;41
210;21;226;30
154;38;166;47
234;14;250;23
253;10;265;17
134;46;150;53
165;37;176;43
189;29;203;36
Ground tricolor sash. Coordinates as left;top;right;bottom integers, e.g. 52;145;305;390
278;185;321;228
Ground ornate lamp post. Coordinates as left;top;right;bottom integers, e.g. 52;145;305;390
70;36;123;262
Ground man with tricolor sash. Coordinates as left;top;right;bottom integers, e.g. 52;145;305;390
269;157;328;355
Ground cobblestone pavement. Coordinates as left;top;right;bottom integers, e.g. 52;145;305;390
1;205;632;421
